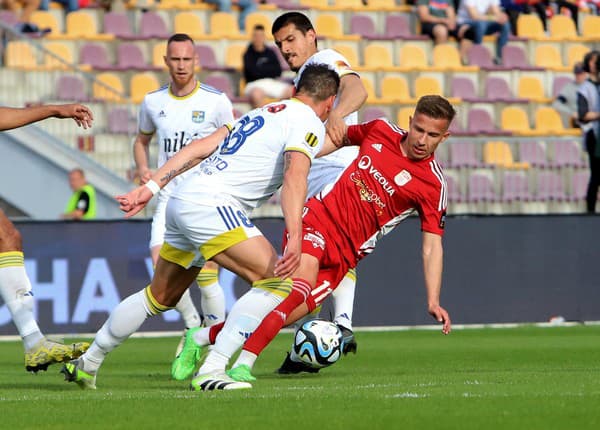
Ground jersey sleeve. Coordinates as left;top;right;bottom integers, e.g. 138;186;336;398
321;49;358;78
215;93;235;127
284;109;325;162
418;164;447;236
138;97;155;135
346;119;380;146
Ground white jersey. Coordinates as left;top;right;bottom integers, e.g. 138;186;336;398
295;49;361;197
171;99;325;213
138;81;234;195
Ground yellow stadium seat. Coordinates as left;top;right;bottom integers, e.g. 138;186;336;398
225;43;247;70
156;0;192;10
174;12;208;40
534;106;581;135
534;44;568;71
4;41;37;69
501;106;534;135
397;106;415;129
379;75;415;104
414;76;460;104
65;11;114;40
93;72;126;102
362;44;397;71
43;42;74;70
432;44;478;72
397;43;428;70
517;14;545;39
299;0;329;9
581;15;600;39
30;11;61;37
361;75;378;102
244;12;272;38
130;73;160;104
332;44;359;68
517;76;553;103
314;14;360;40
566;44;590;68
210;12;244;39
548;15;579;40
152;42;168;69
483;141;530;169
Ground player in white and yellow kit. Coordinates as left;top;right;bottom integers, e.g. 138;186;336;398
61;64;340;390
133;34;234;351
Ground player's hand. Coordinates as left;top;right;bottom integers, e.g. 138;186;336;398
55;104;94;129
428;304;451;335
115;186;153;218
274;238;301;279
325;110;347;148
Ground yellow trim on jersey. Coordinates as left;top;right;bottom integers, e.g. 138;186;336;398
196;268;219;287
285;147;313;162
168;81;200;100
139;129;155;136
339;69;359;78
159;242;197;268
344;268;357;282
0;251;24;268
252;277;293;299
144;286;173;315
200;227;249;260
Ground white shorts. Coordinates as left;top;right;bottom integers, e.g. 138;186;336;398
243;78;292;99
161;197;263;269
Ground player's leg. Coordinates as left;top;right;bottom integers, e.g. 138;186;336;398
196;260;226;326
0;210;88;372
331;268;358;354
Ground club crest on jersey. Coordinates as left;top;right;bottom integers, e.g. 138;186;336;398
305;132;319;147
394;170;412;186
192;111;205;123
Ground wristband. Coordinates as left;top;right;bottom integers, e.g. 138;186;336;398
145;179;160;196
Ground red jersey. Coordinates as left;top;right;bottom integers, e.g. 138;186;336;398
305;118;447;266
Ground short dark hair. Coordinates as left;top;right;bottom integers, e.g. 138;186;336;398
296;64;340;102
272;12;314;35
253;24;265;32
414;95;456;124
582;50;600;73
167;33;195;46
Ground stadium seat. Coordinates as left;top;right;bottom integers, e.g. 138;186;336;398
483;141;530;169
502;171;533;202
361;75;378;102
432;44;478;72
534;107;580;135
581;15;600;39
244;12;272;38
550;140;586;168
517;76;553;103
444;172;465;203
485;76;527;103
468;171;499;202
139;11;170;39
516;13;546;39
93;72;126;102
315;14;360;40
116;43;157;71
536;171;567;201
30;11;61;37
204;73;236;100
466;44;496;69
130;73;160;104
566;44;589;68
384;14;427;40
42;42;74;70
331;44;360;68
363;44;397;71
210;12;244;39
396;106;414;129
79;43;111;70
299;0;328;8
361;106;387;122
0;10;18;26
106;107;135;134
331;0;365;8
397;44;428;70
552;75;573;98
447;142;483;168
548;15;579;41
502;45;542;70
414;76;459;103
174;12;209;40
65;11;114;40
450;76;479;102
518;141;549;168
501;106;534;135
225;43;247;70
379;75;414;103
350;14;377;38
571;170;590;201
534;44;568;71
196;44;230;71
152;42;168;69
4;41;37;69
55;74;88;101
155;0;193;10
103;12;134;39
467;109;510;136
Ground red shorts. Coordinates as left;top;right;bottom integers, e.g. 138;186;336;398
282;205;353;311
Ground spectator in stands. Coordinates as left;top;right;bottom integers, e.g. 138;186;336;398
577;50;600;213
61;168;96;220
39;0;78;13
457;0;510;64
203;0;257;32
553;62;586;128
243;24;293;109
2;0;42;33
416;0;473;64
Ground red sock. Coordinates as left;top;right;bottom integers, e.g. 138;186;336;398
243;278;311;356
208;321;225;344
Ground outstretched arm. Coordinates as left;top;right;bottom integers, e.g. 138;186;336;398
422;231;451;334
0;104;93;131
326;74;367;146
116;126;229;217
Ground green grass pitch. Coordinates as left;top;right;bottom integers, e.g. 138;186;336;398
0;325;599;430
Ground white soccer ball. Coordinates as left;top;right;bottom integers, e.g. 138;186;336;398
293;319;344;369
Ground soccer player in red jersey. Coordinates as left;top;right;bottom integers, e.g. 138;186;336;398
217;95;455;382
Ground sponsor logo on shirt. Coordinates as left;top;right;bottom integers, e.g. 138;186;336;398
192;111;205;123
357;155;395;196
350;172;385;214
158;110;166;118
394;169;412;186
305;132;319;147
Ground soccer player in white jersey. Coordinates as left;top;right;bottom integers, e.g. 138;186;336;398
133;34;234;364
0;103;93;372
60;64;340;391
271;12;368;366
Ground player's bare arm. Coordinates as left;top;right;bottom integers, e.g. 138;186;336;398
0;104;93;131
133;133;154;184
274;151;311;279
422;231;451;334
316;126;349;158
116;126;229;217
326;74;367;146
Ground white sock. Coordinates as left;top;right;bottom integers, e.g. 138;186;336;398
196;269;226;326
198;279;290;373
82;288;156;374
232;350;258;369
191;326;211;346
174;288;202;328
0;252;44;350
332;269;356;331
